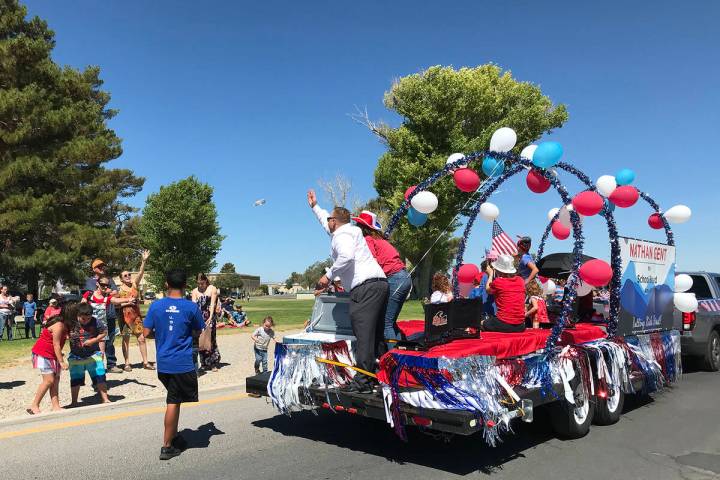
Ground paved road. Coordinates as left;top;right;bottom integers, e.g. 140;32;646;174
1;368;719;480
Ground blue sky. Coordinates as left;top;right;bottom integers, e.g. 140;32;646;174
24;0;720;281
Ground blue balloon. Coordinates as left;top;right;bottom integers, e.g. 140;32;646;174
407;207;428;227
532;141;563;169
615;168;635;186
482;156;505;177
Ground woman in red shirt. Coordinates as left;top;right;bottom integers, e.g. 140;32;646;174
484;254;526;333
27;304;75;414
352;211;412;343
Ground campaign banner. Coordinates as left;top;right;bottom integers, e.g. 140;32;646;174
616;237;676;335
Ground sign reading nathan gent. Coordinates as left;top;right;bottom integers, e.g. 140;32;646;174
616;236;676;335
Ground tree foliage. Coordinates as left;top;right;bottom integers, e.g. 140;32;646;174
367;65;568;295
219;262;236;274
0;0;144;291
214;273;244;293
138;176;224;289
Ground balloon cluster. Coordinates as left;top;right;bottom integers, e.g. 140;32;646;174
673;274;698;313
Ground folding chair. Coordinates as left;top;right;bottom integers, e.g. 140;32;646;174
12;315;24;340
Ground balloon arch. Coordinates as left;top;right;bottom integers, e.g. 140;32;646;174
382;149;677;350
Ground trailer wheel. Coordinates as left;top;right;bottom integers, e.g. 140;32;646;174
703;330;720;372
549;381;594;439
593;386;624;426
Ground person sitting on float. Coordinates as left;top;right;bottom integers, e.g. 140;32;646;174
525;280;549;329
482;254;526;333
430;273;453;304
470;260;496;318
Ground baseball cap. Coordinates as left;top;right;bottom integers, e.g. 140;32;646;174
92;258;106;269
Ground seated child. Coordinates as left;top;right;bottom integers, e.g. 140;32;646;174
430;273;453;304
525;281;549;329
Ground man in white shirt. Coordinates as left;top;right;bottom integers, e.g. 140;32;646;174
308;190;387;393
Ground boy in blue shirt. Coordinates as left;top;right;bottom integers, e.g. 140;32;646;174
144;269;205;461
22;293;37;339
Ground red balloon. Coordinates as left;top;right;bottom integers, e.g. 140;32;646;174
579;259;613;287
526;169;551;194
453;168;480;192
474;272;485;284
404;185;417;201
648;213;664;230
572;191;604;216
457;263;480;283
609;185;639;208
551;221;570;240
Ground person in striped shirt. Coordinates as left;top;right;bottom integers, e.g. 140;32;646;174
553;279;566;304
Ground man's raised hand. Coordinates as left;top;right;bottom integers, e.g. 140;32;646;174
307;189;317;208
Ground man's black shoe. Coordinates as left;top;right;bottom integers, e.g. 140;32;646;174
171;435;188;451
159;446;182;460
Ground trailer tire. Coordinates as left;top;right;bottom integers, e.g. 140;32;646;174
593;387;624;426
549;382;594;439
703;330;720;372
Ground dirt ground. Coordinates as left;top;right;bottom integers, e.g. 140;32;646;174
0;328;301;420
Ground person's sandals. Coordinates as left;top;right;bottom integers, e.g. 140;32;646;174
143;363;156;370
123;365;132;372
107;366;124;374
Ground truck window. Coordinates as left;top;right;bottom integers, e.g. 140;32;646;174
689;275;713;299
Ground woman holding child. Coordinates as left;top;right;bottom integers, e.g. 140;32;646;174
192;273;221;372
483;254;526;333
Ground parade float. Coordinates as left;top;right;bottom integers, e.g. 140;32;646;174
247;127;694;444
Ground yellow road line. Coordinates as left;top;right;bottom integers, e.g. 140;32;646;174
0;392;248;440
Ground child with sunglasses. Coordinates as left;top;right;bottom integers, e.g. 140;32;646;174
82;276;128;369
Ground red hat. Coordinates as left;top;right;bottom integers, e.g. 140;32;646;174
352;211;382;231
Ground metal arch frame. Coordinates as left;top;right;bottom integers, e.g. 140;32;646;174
383;151;586;351
535;166;676;337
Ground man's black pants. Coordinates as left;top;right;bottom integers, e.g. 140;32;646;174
349;279;389;388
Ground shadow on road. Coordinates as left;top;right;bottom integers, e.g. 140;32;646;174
252;408;556;475
0;380;25;390
178;422;226;449
106;378;157;389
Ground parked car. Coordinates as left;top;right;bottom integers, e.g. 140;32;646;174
673;271;720;371
144;291;156;300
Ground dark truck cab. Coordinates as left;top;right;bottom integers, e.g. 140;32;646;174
673;272;720;370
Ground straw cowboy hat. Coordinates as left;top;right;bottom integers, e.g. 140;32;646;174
492;254;517;274
352;211;382;231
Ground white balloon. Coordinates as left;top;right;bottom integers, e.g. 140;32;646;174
664;205;692;224
410;191;438;214
547;207;560;221
489;127;517;153
674;274;693;293
596;175;617;197
575;279;593;297
674;292;698;313
479;202;500;222
543;279;556;296
558;204;583;228
446;153;466;169
520;145;537;160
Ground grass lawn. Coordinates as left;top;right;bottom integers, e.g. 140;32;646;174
0;297;427;367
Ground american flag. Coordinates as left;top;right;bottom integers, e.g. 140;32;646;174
491;220;518;256
699;299;720;312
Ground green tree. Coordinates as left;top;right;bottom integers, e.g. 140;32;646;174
301;259;333;290
138;176;224;289
214;263;244;293
284;271;303;290
365;65;568;295
0;0;144;293
219;262;236;274
258;284;269;295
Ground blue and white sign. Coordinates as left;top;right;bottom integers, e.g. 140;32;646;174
617;237;676;335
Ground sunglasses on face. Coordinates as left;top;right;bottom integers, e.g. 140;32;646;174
327;217;335;222
98;283;110;288
122;274;131;278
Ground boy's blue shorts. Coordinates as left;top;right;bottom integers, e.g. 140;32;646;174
68;353;106;387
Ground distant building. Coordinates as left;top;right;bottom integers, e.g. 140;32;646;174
264;282;307;295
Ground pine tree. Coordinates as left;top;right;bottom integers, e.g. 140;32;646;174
0;1;144;292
